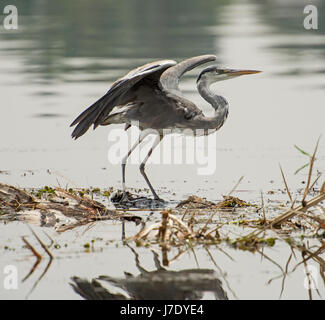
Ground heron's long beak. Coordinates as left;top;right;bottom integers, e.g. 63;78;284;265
225;69;262;76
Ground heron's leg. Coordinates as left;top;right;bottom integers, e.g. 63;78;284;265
139;134;163;201
121;131;148;200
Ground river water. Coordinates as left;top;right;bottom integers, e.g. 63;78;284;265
0;0;325;299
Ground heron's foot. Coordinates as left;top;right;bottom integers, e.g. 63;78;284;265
153;196;165;203
111;190;166;209
110;190;133;204
120;191;130;203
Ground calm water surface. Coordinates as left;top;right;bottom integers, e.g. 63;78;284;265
0;0;325;299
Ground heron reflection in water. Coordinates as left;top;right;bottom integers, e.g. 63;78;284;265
71;247;228;300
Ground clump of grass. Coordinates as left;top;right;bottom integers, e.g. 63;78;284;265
103;190;111;197
67;188;76;195
35;186;56;199
227;236;276;251
219;196;256;208
176;194;255;210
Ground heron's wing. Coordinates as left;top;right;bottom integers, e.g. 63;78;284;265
158;55;217;122
70;60;176;139
159;55;217;96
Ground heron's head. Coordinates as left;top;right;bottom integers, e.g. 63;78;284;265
197;66;261;84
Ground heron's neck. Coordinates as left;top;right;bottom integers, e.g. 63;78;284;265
196;79;228;130
196;79;229;130
197;79;228;111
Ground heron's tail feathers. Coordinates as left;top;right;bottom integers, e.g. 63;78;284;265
70;94;113;139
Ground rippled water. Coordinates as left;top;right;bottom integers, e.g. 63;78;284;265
0;0;325;299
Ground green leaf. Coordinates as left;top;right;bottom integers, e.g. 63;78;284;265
294;145;311;157
294;162;309;175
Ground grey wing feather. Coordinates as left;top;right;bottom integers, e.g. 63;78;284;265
159;55;217;121
159;54;216;95
70;60;176;139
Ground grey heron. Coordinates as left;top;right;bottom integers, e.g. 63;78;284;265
70;55;261;202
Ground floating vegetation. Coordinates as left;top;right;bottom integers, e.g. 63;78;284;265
176;195;254;210
1;140;325;300
176;195;217;209
218;195;255;208
0;183;141;232
125;139;325;260
34;185;56;198
227;236;277;251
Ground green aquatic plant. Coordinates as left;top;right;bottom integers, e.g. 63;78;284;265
227;236;276;251
294;144;313;175
35;185;56;198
